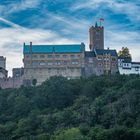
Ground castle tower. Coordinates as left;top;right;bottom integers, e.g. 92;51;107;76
89;22;104;51
0;56;6;69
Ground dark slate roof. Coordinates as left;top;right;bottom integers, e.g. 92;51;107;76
24;44;85;54
123;59;131;63
118;57;132;62
0;67;8;73
94;49;118;56
85;51;96;57
131;62;140;65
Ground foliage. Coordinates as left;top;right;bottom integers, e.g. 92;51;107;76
52;128;89;140
0;75;140;139
118;47;132;61
32;79;37;86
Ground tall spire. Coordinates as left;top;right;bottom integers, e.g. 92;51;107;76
95;22;98;27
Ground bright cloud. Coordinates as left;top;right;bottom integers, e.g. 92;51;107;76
0;0;140;75
0;0;42;16
0;17;78;76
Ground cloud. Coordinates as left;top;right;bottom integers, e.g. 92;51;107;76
47;12;89;30
71;0;112;11
71;0;140;22
0;17;78;76
0;0;140;76
1;16;140;76
105;30;140;61
25;10;91;42
0;17;22;28
0;0;42;16
70;0;140;61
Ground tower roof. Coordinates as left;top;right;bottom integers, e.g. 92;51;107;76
95;22;98;27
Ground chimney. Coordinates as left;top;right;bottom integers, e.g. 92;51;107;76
30;42;32;46
30;42;32;54
81;42;85;52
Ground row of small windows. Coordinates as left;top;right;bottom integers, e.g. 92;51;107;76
25;68;81;74
123;63;131;67
26;54;81;59
135;67;139;71
26;60;79;66
98;63;116;67
97;56;117;61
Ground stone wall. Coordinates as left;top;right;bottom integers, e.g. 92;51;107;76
0;77;23;89
23;52;84;85
84;53;118;76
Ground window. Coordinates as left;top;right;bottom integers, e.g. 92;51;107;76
77;55;80;58
40;62;46;66
57;68;60;73
55;55;60;58
26;61;30;64
119;63;122;66
96;38;100;41
97;56;102;60
98;63;102;66
33;55;37;58
55;60;61;65
32;61;38;66
112;58;116;61
71;55;75;58
72;60;79;65
135;67;139;71
26;55;29;58
48;68;51;73
112;64;116;67
39;68;42;73
76;68;80;72
48;55;52;58
64;60;67;65
47;61;53;66
104;55;109;58
63;55;67;58
96;32;100;35
40;55;45;58
89;58;93;63
71;68;74;72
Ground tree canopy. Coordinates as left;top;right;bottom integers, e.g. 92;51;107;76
0;75;140;139
118;47;132;61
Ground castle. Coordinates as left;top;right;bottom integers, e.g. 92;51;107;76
0;22;139;89
22;22;118;86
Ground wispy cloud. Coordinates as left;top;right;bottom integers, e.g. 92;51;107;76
0;17;22;28
71;0;140;22
71;0;109;11
0;0;41;16
0;0;140;75
71;0;140;59
0;17;78;76
105;30;140;62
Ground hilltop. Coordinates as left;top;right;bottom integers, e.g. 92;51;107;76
0;74;140;139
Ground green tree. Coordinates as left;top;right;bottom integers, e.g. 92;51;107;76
52;128;89;140
118;47;132;61
32;79;37;86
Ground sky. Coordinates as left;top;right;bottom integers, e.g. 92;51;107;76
0;0;140;76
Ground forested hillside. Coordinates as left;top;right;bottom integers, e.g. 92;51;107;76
0;75;140;140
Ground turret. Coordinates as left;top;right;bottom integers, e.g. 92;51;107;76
89;22;104;51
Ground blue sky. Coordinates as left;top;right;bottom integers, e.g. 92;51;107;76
0;0;140;75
